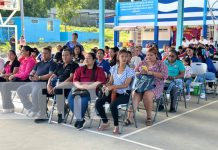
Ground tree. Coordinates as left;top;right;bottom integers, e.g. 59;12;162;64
55;0;85;31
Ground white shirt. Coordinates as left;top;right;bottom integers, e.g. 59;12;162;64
208;41;215;46
190;39;199;45
110;65;135;94
131;56;142;68
184;66;192;78
0;57;5;73
182;40;190;47
199;39;208;45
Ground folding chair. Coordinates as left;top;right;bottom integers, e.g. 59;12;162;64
44;88;70;124
176;79;187;110
212;61;218;95
190;63;207;104
88;76;138;133
153;92;169;123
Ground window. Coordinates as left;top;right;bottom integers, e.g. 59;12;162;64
32;19;38;23
47;20;54;31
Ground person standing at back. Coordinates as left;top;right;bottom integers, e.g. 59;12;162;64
65;33;84;53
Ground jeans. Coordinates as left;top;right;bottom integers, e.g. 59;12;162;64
166;79;183;94
67;90;90;120
184;78;192;95
195;72;216;93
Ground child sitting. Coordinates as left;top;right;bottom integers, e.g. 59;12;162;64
182;57;193;101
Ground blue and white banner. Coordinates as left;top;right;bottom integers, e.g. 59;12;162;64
116;0;218;27
117;1;156;26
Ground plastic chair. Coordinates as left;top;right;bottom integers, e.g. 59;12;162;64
212;61;218;72
190;63;207;103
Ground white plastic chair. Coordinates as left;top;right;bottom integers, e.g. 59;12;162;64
212;61;218;72
190;63;207;103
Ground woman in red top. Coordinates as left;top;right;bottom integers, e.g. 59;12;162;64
68;52;106;130
0;50;20;82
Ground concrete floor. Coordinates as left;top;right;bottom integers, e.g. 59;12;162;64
0;94;218;150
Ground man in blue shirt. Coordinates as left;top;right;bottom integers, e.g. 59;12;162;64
65;33;84;53
17;47;57;123
96;49;110;75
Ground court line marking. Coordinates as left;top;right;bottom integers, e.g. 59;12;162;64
53;121;164;150
3;100;217;149
6;112;164;150
121;100;218;138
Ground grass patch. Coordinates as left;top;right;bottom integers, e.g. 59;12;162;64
0;26;130;56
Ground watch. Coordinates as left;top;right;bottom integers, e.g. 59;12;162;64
38;76;41;80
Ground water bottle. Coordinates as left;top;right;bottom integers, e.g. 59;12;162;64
56;78;60;86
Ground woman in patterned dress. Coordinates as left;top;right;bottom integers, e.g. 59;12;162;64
126;47;168;126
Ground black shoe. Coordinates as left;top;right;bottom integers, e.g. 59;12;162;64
169;108;176;113
74;120;79;128
158;105;164;112
77;119;86;130
34;118;49;123
57;114;64;124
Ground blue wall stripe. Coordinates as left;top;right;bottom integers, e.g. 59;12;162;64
158;16;217;22
158;0;177;4
119;19;155;23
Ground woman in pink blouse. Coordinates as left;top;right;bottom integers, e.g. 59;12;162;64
0;50;20;82
0;46;36;113
9;46;36;82
126;47;168;126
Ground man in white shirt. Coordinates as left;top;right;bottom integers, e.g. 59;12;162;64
208;37;215;46
189;37;199;45
199;36;208;45
182;38;190;48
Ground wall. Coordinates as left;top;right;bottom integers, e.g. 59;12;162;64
23;17;60;42
60;31;99;43
4;17;61;43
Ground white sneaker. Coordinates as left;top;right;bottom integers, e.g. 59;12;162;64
185;95;191;101
27;111;38;118
200;93;206;99
1;108;14;114
166;94;170;100
206;87;214;94
25;109;32;116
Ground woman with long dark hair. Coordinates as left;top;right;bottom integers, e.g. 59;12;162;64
108;48;117;67
95;49;135;134
72;45;85;64
8;46;36;82
68;52;106;130
0;50;20;82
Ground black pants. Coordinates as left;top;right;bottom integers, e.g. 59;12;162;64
164;85;178;110
0;77;7;82
95;92;130;126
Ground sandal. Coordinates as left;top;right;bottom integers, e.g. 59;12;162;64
145;118;153;126
113;126;120;135
97;123;110;131
124;119;132;126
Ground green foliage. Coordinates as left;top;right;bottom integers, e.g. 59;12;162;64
55;0;86;26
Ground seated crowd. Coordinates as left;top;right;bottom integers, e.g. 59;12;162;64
0;33;217;134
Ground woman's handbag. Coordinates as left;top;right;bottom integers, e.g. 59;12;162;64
135;74;155;93
71;86;90;97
